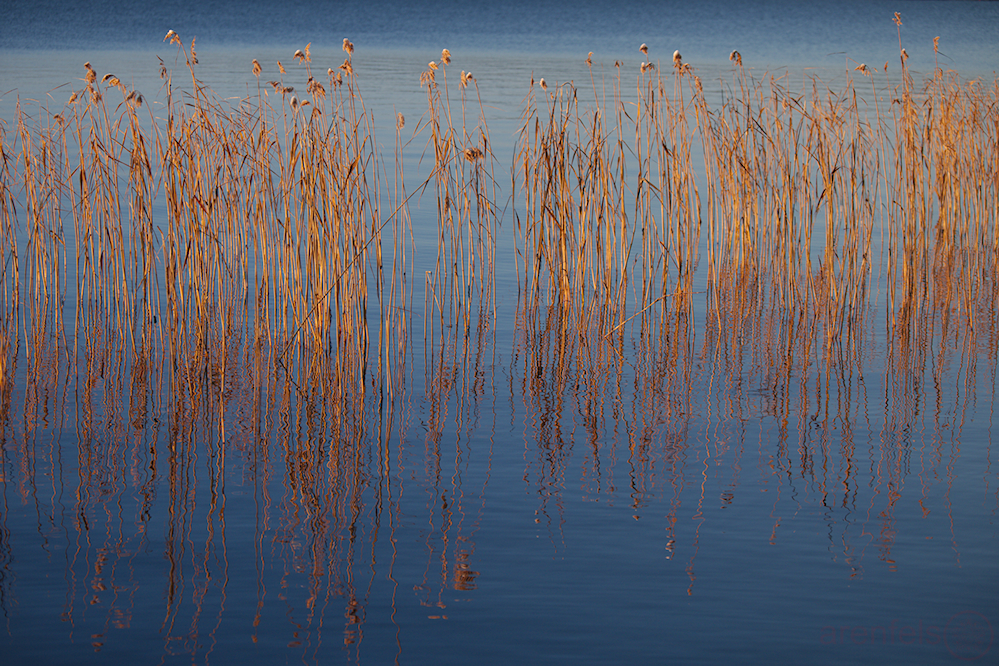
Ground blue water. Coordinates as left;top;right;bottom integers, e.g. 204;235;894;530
1;1;998;664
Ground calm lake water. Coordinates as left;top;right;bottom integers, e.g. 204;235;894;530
1;1;998;664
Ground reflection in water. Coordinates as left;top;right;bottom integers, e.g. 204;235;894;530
0;220;994;658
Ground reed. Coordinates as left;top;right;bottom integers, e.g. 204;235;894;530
418;50;498;351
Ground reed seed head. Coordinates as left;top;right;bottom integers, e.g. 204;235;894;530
340;59;353;75
164;29;176;42
294;49;305;62
463;147;483;161
278;60;286;75
729;50;742;66
307;76;325;98
316;82;326;97
441;49;451;65
428;61;438;71
586;52;593;66
893;12;902;27
396;112;405;129
252;59;262;77
901;48;909;62
68;90;79;104
933;36;940;54
540;78;547;91
343;38;354;55
640;43;648;55
673;50;682;66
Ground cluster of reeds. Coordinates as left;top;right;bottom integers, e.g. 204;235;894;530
512;36;998;371
417;51;499;351
508;32;998;564
0;34;427;446
0;37;509;656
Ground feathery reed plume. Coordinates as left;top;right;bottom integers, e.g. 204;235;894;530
306;76;325;99
640;43;648;55
673;50;682;67
441;48;451;65
729;50;742;66
343;38;354;55
252;58;262;77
